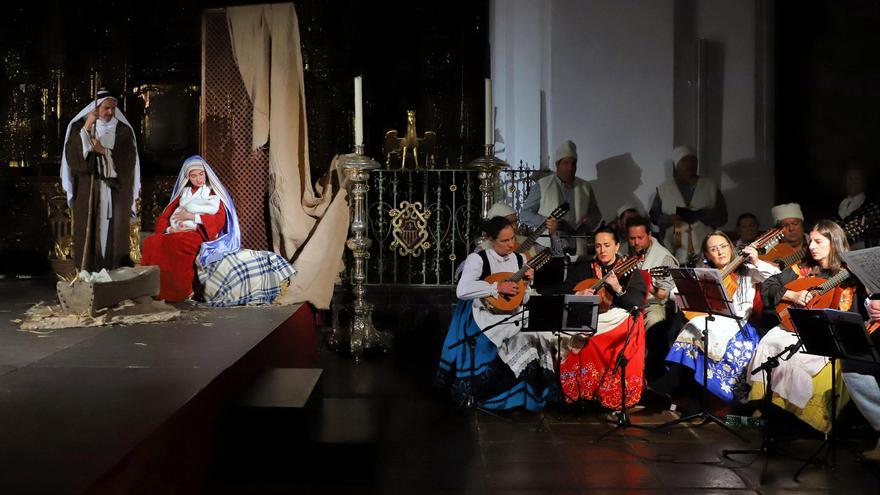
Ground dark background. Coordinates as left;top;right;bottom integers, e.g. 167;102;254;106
2;0;880;271
774;0;880;222
0;0;489;180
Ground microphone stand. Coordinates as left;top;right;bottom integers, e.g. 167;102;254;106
722;339;808;485
597;306;652;442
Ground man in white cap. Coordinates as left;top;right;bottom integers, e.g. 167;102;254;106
519;140;601;258
649;145;727;265
613;204;641;257
771;202;808;260
475;202;547;257
62;89;140;272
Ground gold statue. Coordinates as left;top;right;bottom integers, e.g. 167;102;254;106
129;198;142;264
383;110;437;169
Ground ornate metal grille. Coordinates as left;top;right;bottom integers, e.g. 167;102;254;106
357;163;540;287
200;10;270;250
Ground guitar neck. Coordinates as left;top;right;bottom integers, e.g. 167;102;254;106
780;247;807;268
720;255;744;278
814;269;851;296
517;228;543;253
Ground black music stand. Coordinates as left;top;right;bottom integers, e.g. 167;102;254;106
787;308;880;481
596;306;654;442
532;257;569;295
657;267;747;441
524;294;598;409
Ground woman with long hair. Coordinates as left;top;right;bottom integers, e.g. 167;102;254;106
748;220;858;433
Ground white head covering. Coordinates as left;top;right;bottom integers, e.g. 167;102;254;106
487;202;516;219
771;203;804;223
60;90;141;214
554;140;577;164
672;145;696;165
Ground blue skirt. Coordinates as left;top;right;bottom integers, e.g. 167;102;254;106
435;300;558;412
665;321;760;403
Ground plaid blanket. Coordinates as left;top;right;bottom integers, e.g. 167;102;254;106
198;249;296;307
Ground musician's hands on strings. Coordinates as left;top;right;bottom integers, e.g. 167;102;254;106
524;268;534;282
545;217;558;234
576;288;596;296
497;281;519;296
741;245;759;265
785;289;814;307
605;271;623;294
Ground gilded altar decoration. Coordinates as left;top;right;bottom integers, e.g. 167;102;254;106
129;198;143;264
383;110;437;169
389;200;431;257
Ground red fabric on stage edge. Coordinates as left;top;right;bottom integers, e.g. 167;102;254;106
559;313;646;409
141;189;227;302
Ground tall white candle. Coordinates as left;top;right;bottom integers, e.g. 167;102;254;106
354;76;364;146
484;78;493;146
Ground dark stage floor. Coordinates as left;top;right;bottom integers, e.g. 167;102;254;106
213;309;880;495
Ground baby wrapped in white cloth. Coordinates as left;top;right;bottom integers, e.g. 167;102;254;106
167;185;221;232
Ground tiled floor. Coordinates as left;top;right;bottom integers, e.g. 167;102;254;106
212;329;880;495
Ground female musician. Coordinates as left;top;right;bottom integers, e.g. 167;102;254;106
436;216;558;411
748;220;857;433
662;231;779;405
558;227;648;408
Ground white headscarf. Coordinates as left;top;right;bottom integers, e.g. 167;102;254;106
60;93;141;215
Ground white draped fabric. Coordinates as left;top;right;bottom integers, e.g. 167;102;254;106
226;3;348;308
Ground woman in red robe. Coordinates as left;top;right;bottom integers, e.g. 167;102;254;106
141;159;229;301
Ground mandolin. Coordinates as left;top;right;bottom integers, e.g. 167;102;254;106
570;250;646;312
516;203;570;255
482;249;552;314
681;227;784;321
776;269;852;332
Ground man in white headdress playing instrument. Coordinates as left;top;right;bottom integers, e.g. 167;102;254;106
519;140;601;259
650;145;727;266
62;88;140;272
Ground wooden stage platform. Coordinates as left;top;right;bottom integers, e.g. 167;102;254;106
0;276;319;494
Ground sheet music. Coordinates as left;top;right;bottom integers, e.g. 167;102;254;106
841;247;880;294
668;267;739;319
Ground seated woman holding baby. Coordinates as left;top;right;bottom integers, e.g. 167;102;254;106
141;156;236;302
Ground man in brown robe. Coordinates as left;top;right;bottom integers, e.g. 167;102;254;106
62;90;139;272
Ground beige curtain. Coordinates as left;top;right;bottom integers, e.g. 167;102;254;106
226;3;349;309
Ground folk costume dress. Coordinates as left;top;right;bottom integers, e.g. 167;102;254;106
748;264;856;432
436;249;558;412
665;259;779;402
558;256;648;408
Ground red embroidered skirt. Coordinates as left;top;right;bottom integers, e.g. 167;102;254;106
559;313;646;409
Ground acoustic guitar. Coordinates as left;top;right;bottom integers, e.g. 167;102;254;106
482;249;552;314
681;227;784;321
775;269;852;332
516;203;570;255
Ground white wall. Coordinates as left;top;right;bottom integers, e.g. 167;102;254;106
490;0;771;229
697;0;774;230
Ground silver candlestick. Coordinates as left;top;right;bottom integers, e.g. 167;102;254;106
468;143;509;219
336;144;391;361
